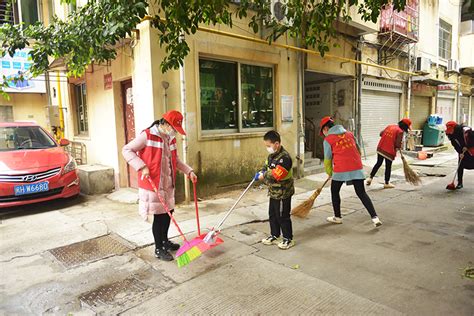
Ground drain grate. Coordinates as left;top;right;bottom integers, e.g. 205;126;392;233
79;277;156;314
49;235;131;268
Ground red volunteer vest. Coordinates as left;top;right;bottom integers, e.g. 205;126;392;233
325;132;363;172
137;125;178;191
377;125;403;160
463;128;474;156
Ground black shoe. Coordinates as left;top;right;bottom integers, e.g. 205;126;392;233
163;240;180;251
456;184;463;190
154;248;174;261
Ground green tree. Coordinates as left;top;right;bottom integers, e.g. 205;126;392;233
0;0;406;98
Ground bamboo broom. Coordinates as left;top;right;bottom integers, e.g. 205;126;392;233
400;151;422;186
291;177;331;218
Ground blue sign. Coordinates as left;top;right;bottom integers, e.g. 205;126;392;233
2;61;11;69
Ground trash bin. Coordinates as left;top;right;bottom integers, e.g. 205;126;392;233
423;122;445;147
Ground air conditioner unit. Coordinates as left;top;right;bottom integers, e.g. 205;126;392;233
447;59;460;73
415;57;431;74
271;0;288;24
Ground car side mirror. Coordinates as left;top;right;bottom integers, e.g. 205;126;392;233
59;138;70;147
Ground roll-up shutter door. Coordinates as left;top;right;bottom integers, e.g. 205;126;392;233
361;90;400;155
436;97;454;123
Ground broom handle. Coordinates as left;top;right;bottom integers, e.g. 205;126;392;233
192;180;201;235
214;178;256;231
147;177;188;243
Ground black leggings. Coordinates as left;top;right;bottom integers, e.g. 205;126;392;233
331;179;377;219
370;154;393;184
152;211;173;249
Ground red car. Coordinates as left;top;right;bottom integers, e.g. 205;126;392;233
0;122;80;208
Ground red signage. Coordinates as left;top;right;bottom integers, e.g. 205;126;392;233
104;73;112;90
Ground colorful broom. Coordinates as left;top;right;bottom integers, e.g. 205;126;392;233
147;177;201;267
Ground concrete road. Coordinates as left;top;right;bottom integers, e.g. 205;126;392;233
1;151;473;315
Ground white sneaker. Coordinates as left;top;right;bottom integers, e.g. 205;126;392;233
261;235;279;245
366;178;373;186
372;217;382;227
326;216;343;224
278;238;295;250
383;183;395;189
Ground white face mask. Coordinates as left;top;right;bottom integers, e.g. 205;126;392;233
266;146;275;154
159;125;175;137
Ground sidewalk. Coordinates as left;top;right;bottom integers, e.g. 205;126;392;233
2;149;471;315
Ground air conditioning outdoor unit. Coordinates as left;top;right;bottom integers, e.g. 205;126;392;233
271;0;288;24
447;59;460;73
415;56;431;74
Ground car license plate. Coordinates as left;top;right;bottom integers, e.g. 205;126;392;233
14;182;49;196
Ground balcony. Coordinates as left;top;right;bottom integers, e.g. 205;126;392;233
379;0;419;44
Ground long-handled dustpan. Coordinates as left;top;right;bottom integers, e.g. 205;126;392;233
147;177;202;267
186;180;224;253
202;178;256;246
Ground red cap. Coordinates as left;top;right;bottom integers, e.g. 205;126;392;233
445;120;457;135
401;118;412;130
163;110;186;135
319;116;334;136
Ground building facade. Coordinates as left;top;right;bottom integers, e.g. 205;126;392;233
2;0;473;200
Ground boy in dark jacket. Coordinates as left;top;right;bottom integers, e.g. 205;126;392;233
255;131;295;250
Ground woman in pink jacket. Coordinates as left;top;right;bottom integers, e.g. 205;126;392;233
122;110;197;261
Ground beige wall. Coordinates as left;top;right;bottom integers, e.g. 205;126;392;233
64;51;133;187
3;93;48;128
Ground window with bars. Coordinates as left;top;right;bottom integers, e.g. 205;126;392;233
0;0;39;26
74;83;89;135
199;58;274;134
439;19;452;60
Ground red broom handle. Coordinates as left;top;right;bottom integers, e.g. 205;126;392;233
147;177;188;243
192;180;201;235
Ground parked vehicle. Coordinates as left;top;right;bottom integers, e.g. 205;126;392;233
0;122;80;208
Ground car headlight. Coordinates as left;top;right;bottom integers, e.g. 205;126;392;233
62;155;77;174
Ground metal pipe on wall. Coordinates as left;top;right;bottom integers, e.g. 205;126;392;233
180;61;190;203
356;38;363;146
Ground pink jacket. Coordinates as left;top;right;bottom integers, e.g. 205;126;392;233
122;129;193;219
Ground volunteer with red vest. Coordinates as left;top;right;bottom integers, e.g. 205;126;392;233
367;118;412;189
122;110;197;261
445;121;474;189
321;117;382;227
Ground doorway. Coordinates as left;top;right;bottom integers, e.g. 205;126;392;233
121;80;138;188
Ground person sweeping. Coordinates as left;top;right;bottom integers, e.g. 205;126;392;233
445;121;474;190
320;116;382;227
255;131;295;250
367;118;412;188
122;110;197;261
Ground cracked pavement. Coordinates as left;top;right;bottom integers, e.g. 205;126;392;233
1;151;473;315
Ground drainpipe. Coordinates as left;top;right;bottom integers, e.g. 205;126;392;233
356;38;363;146
295;37;303;179
56;71;65;140
179;39;190;203
407;44;412;119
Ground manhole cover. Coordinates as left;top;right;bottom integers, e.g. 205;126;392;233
79;277;156;315
49;235;131;268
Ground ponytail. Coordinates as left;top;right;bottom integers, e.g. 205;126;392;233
147;118;166;129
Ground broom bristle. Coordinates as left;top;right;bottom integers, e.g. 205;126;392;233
176;246;202;268
291;198;315;218
401;155;422;186
291;190;321;218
